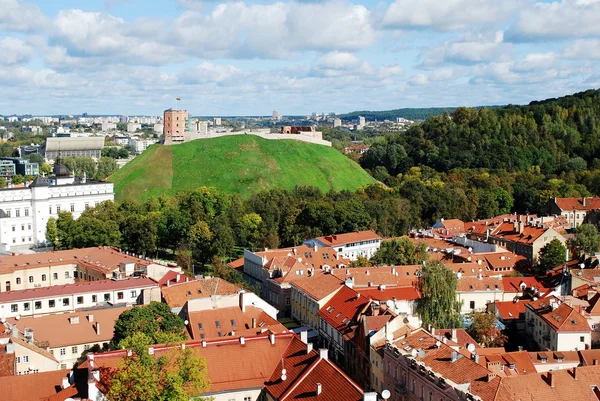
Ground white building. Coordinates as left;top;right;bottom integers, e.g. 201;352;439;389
213;117;222;126
129;137;158;154
303;230;382;261
525;296;592;351
0;162;113;251
333;118;342;128
153;123;163;133
112;137;129;146
126;123;141;133
101;122;117;131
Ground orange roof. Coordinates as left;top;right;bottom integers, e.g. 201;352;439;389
0;369;71;401
289;270;343;301
355;286;420;301
161;277;242;308
502;277;547;293
314;230;381;247
495;365;600;401
554;196;600;211
456;277;504;292
318;286;370;338
484;252;526;271
0;246;153;275
527;297;591;332
0;343;15;376
7;306;131;347
490;222;552;245
494;300;530;320
435;329;478;347
187;305;285;340
586;293;600;316
9;337;58;363
227;257;245;272
255;245;350;270
330;265;421;287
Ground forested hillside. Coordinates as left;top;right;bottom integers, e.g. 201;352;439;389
340;107;455;122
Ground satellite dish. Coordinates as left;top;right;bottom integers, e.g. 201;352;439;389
411;349;417;357
435;341;441;348
184;320;189;325
467;343;476;352
15;315;20;320
382;389;391;400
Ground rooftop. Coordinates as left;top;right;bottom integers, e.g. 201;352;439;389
0;369;72;401
290;270;344;301
313;230;381;247
161;277;242;308
45;136;105;152
527;296;591;332
318;286;370;340
554;196;600;212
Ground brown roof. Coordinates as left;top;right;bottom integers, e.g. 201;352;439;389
9;337;58;363
355;286;420;301
314;230;381;247
0;343;15;376
491;222;555;246
318;286;370;339
527;297;591;332
435;329;478;347
255;245;349;271
494;300;530;320
289;270;344;301
0;369;71;401
187;306;285;340
0;277;157;303
0;246;153;275
456;276;504;292
502;277;547;293
7;306;131;347
554;196;600;212
161;277;242;308
495;365;600;401
330;265;421;287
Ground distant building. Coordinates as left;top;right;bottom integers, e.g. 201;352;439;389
101;122;116;131
0;158;39;177
304;230;382;261
0;160;15;179
152;123;163;133
272;110;282;121
126;122;141;133
213;117;222;126
547;196;600;229
43;137;104;161
357;116;366;129
163;109;189;144
129;137;158;154
333;118;342;128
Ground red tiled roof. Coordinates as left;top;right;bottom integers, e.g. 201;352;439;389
290;271;344;301
161;277;242;308
502;277;547;293
527;297;591;332
0;369;71;401
554;196;600;212
0;277;157;303
0;343;15;376
156;270;193;287
318;286;370;337
187;306;285;340
314;230;381;247
491;222;554;245
456;277;504;292
494;300;530;320
355;286;420;301
330;265;420;287
227;257;245;272
435;329;478;347
255;245;350;271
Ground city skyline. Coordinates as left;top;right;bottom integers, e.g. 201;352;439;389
0;0;599;115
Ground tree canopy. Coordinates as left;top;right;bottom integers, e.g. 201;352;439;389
575;223;600;255
416;261;463;329
467;311;507;348
537;239;567;273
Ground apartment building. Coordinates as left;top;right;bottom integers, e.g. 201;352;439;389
547;196;600;229
290;270;344;331
303;230;382;261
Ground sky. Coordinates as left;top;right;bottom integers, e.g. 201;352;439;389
0;0;599;116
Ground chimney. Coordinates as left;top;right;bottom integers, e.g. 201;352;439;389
316;383;322;395
10;326;18;338
573;366;578;380
240;337;245;345
583;197;587;207
487;373;497;382
519;221;524;234
307;342;313;354
474;353;479;363
594;359;599;366
300;330;308;344
95;323;100;336
6;342;14;354
451;329;457;343
61;377;70;389
363;393;378;401
239;292;246;313
269;333;275;345
547;370;555;387
451;351;458;362
88;314;94;323
314;244;318;252
201;340;207;348
177;274;181;282
252;317;257;329
513;221;518;232
319;348;329;360
69;316;79;324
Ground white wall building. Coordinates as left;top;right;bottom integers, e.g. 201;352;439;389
129;137;158;154
0;163;113;251
303;230;382;261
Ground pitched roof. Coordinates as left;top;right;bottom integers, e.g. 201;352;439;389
0;277;157;303
318;286;370;339
187;305;285;340
330;265;421;287
554;196;600;212
502;277;547;293
490;223;555;245
0;246;154;275
289;271;343;301
253;245;349;271
494;300;530;320
355;286;420;301
527;297;591;332
0;369;71;401
161;277;242;308
313;230;381;247
495;365;600;401
0;343;15;376
435;329;478;347
7;306;131;347
9;336;58;363
456;276;504;292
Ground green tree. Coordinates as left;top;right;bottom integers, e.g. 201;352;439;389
11;175;24;185
106;332;210;401
467;311;507;348
537;239;567;273
372;238;429;266
416;261;463;329
189;220;213;264
112;302;186;347
56;211;75;249
97;156;118;179
45;217;59;249
0;177;6;188
575;223;600;255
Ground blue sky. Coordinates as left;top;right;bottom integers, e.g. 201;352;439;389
0;0;599;116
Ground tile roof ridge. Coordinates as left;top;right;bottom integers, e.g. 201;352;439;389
11;337;58;362
278;354;323;401
321;356;364;394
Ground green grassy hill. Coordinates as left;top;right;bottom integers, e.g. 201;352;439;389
109;135;377;202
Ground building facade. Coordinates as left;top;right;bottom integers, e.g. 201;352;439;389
163;109;189;144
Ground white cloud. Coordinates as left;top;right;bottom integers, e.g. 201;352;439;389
507;0;600;41
563;39;600;59
0;37;34;65
382;0;517;31
178;62;241;84
0;0;48;32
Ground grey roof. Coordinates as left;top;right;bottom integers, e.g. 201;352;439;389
45;137;105;152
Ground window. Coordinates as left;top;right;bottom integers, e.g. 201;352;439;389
5;210;9;217
27;224;31;230
52;273;57;280
77;296;83;304
216;321;221;328
56;206;61;213
92;295;97;302
11;304;17;312
581;336;585;342
117;292;124;300
72;346;78;354
28;276;33;283
70;204;75;212
49;300;55;308
84;345;90;351
231;319;236;327
15;209;20;217
49;206;52;214
16;277;21;285
244;397;251;401
5;281;10;291
16;357;21;364
23;356;29;363
42;274;46;282
60;348;66;356
35;301;41;310
104;293;110;301
20;225;24;231
23;303;30;311
198;322;203;330
130;290;137;298
24;208;29;217
63;298;69;306
11;226;15;232
65;271;70;279
84;203;89;210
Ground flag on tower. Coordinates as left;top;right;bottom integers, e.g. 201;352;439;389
176;97;181;101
